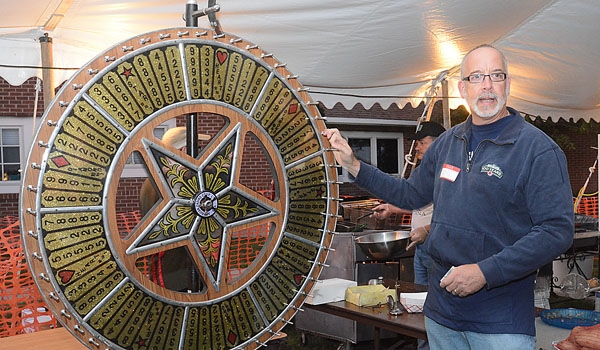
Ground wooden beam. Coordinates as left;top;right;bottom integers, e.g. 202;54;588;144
39;34;55;109
43;0;75;31
441;79;451;129
38;0;75;108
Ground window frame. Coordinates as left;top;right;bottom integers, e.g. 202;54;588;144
337;131;405;182
0;118;30;194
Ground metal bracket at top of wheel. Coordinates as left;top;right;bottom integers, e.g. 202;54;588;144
185;0;223;35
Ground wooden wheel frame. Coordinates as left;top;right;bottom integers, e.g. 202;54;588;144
20;27;338;349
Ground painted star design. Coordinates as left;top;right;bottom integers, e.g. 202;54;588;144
125;123;278;292
121;67;134;79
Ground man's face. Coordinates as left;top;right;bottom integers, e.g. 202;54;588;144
414;136;435;160
458;47;511;123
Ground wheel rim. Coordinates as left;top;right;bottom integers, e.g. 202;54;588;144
20;27;338;350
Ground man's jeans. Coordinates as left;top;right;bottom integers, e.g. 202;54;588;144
425;316;536;350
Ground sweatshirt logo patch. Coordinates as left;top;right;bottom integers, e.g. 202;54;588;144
481;164;503;179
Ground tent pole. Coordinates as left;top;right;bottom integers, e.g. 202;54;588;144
185;0;199;27
441;79;451;130
39;33;55;110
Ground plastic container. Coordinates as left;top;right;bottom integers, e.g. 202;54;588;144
539;308;600;329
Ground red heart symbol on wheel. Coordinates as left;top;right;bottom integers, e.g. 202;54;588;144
59;270;75;284
217;51;228;65
294;274;303;286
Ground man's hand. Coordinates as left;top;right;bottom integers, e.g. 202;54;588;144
439;264;487;297
371;203;392;220
371;203;410;220
406;226;429;250
321;129;361;177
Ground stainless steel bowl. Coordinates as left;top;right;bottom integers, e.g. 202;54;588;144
354;230;411;260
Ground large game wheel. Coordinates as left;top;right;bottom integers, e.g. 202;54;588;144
20;27;338;349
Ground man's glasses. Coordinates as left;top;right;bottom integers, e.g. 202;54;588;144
462;72;507;83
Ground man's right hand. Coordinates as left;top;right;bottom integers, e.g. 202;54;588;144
371;203;392;220
321;129;361;177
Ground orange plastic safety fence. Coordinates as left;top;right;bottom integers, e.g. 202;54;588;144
387;213;413;228
575;196;599;218
116;210;142;238
113;210;271;285
114;211;153;278
1;211;273;337
401;213;413;226
136;255;153;279
0;216;57;338
227;223;270;281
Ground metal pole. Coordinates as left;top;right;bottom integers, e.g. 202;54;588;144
185;0;199;27
185;115;199;158
184;0;199;159
185;0;199;292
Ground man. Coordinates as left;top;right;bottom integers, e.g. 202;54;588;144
372;121;446;285
323;44;574;350
372;121;445;350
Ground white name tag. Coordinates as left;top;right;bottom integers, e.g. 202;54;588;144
440;164;460;182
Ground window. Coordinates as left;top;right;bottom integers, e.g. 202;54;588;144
1;118;38;194
1;128;21;182
337;131;404;182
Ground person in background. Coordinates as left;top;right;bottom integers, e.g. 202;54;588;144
371;121;445;350
139;127;210;292
323;44;574;350
372;122;445;280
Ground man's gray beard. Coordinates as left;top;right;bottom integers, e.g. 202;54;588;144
473;98;503;119
473;86;509;119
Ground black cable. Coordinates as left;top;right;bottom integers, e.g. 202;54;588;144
0;63;79;70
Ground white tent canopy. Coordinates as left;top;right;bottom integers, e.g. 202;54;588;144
1;0;599;122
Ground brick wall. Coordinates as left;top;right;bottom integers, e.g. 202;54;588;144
116;178;146;213
0;193;19;218
0;77;45;117
181;112;274;195
563;130;598;194
239;135;273;192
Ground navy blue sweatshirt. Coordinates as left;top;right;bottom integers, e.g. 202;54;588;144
354;108;574;336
